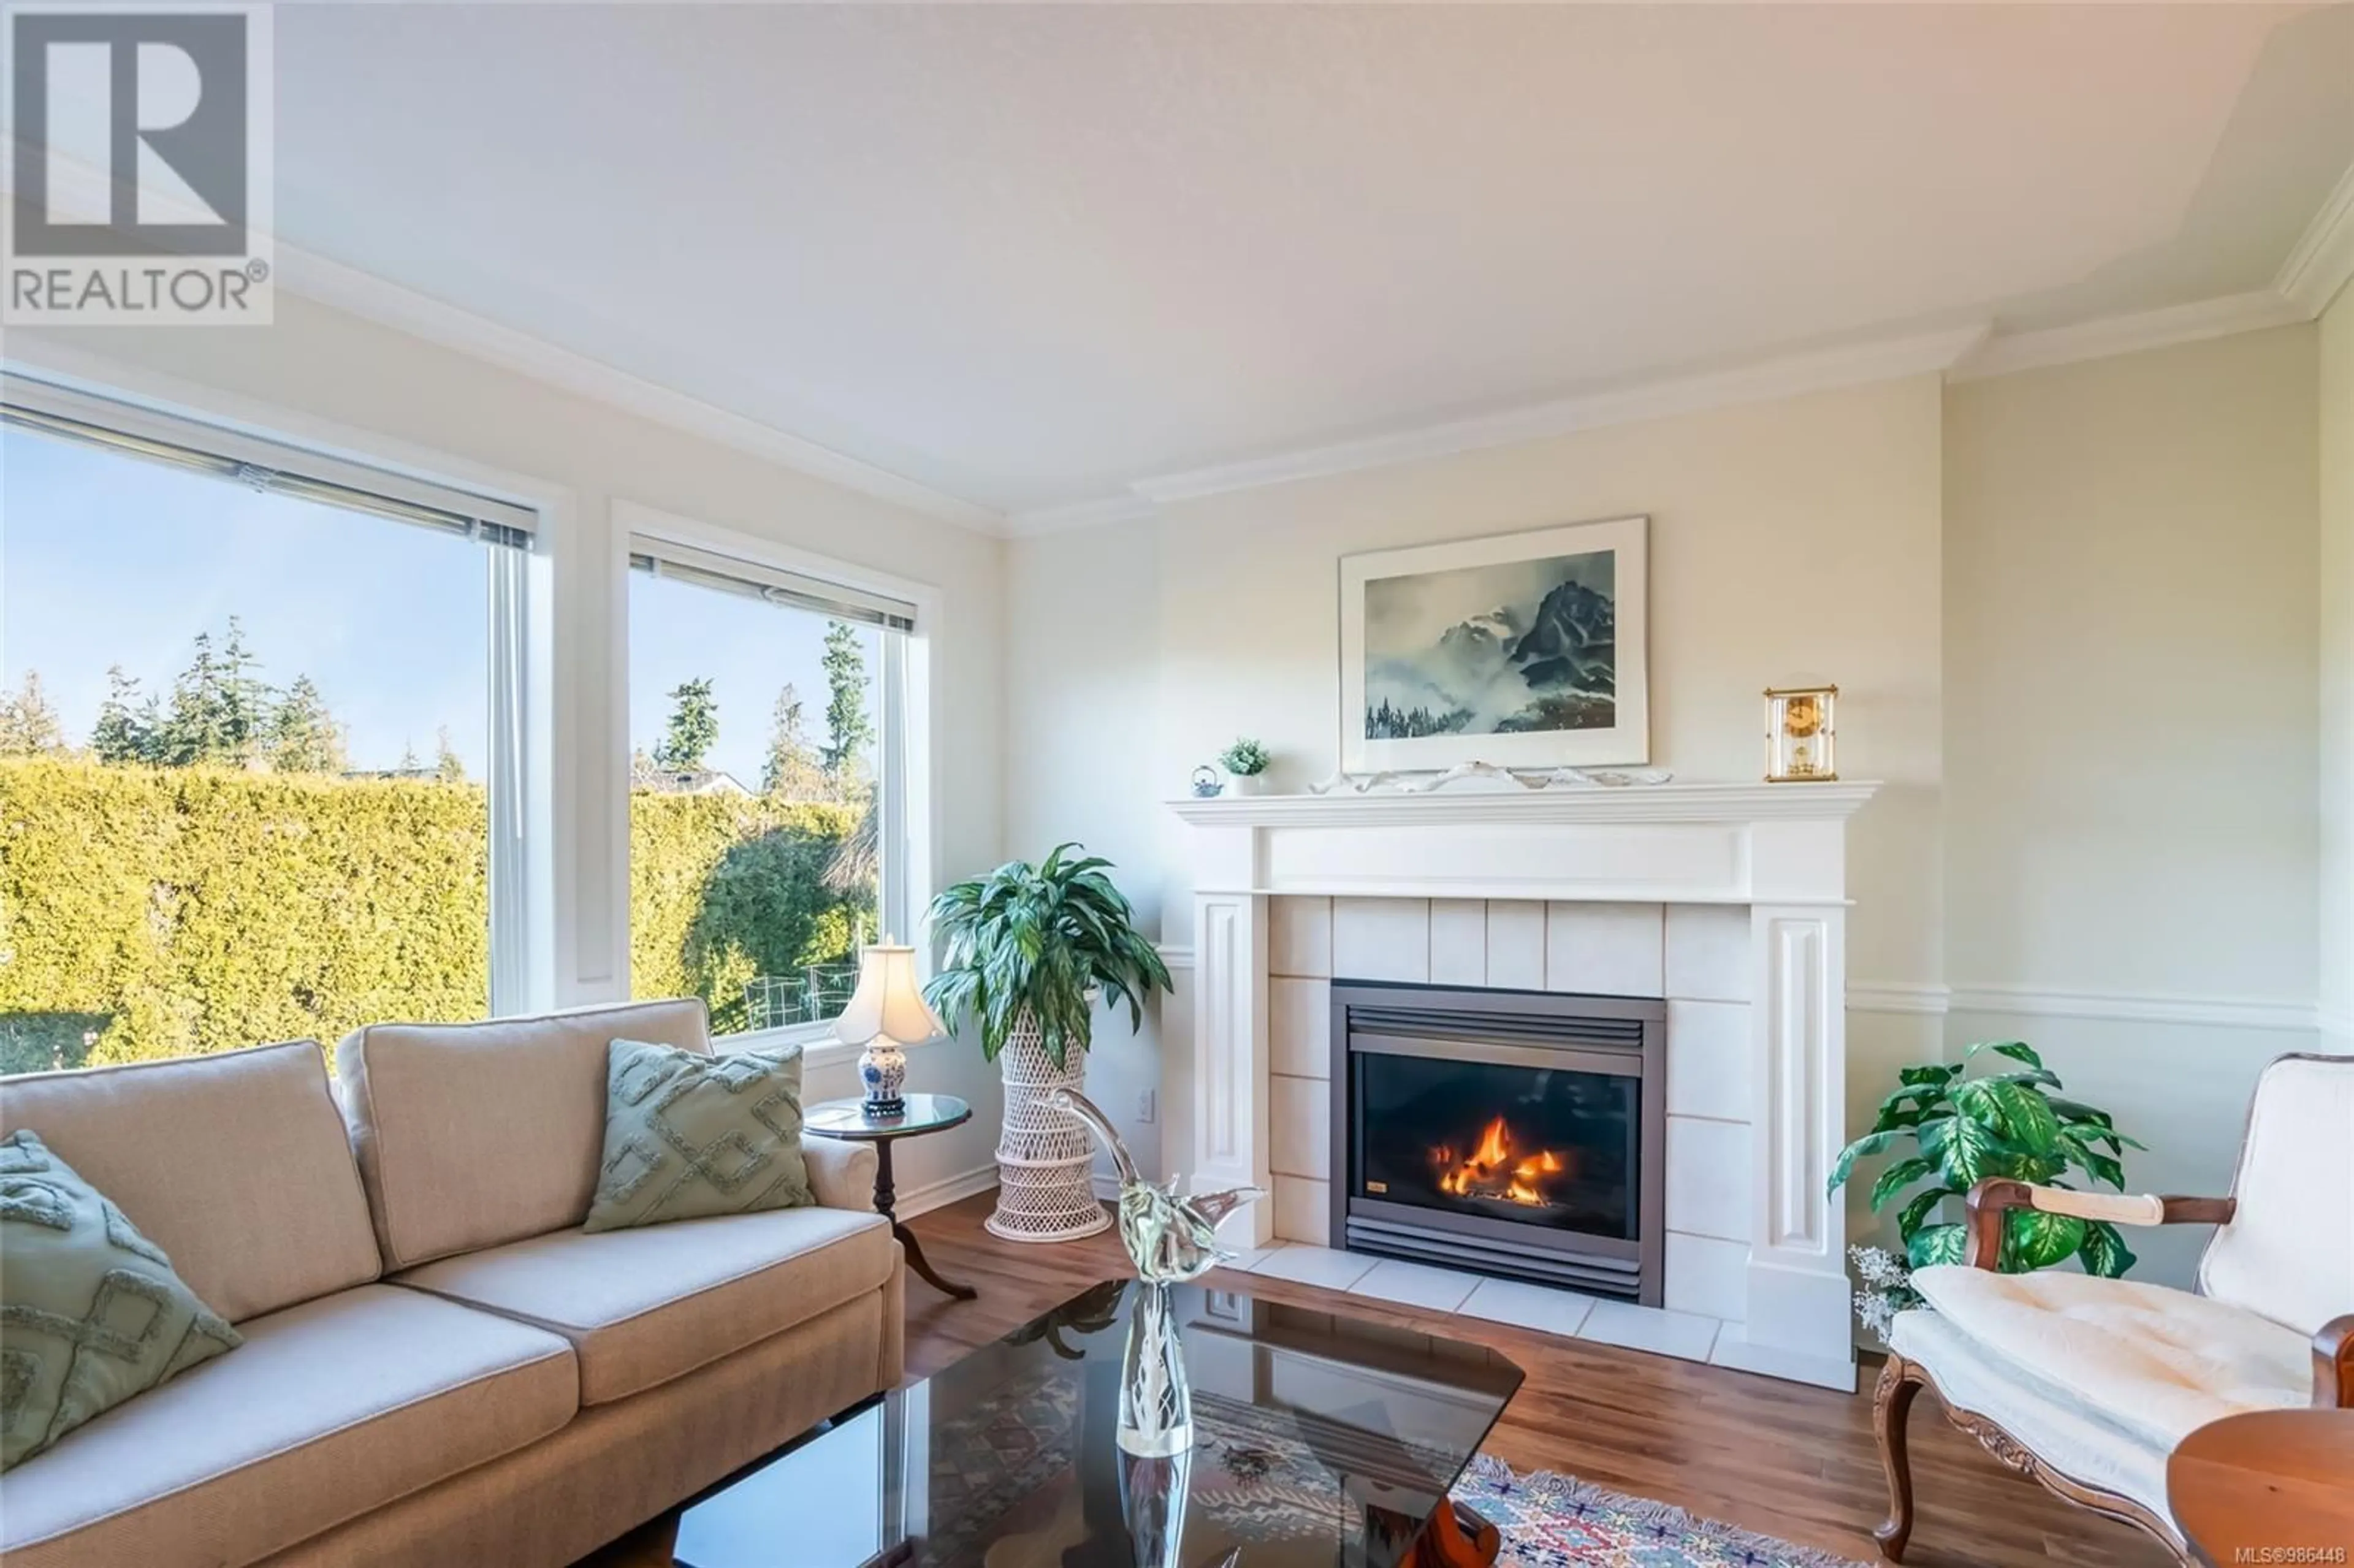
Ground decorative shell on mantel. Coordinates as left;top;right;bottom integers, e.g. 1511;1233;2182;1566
1306;759;1675;795
1166;777;1880;826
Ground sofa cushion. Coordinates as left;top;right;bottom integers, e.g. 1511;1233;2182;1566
1910;1264;2311;1453
584;1038;812;1232
393;1203;894;1405
0;1040;380;1322
0;1284;576;1568
0;1131;242;1470
337;998;712;1268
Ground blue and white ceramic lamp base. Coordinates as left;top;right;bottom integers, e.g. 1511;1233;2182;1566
858;1040;908;1118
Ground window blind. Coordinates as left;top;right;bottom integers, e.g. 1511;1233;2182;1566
628;537;918;633
1;384;536;547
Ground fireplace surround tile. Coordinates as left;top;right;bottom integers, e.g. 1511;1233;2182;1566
1333;897;1431;982
1577;1300;1722;1363
1664;1230;1750;1322
1544;902;1664;995
1485;901;1547;990
1457;1276;1599;1338
1664;1000;1753;1123
1272;1173;1331;1244
1249;1239;1374;1291
1270;896;1333;978
1664;1116;1752;1242
1429;899;1488;986
1270;976;1331;1079
1269;1073;1331;1179
1664;904;1753;1002
1347;1258;1482;1313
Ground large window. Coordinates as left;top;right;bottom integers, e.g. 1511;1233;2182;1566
627;533;913;1038
0;384;536;1075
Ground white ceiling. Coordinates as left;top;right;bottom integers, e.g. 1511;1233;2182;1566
271;2;2354;521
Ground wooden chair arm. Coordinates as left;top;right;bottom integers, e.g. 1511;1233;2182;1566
1963;1179;2237;1269
2316;1314;2354;1409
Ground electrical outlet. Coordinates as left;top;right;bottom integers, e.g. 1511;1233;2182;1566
1135;1088;1157;1124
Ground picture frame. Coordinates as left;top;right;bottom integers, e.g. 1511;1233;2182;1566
1339;516;1648;773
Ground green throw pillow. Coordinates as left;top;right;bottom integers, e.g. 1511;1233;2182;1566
0;1129;240;1471
584;1038;814;1233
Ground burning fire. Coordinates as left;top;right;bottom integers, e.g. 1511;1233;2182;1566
1433;1116;1569;1207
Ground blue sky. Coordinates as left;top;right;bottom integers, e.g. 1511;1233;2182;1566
2;428;869;782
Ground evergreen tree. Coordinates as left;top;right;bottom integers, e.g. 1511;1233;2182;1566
760;683;825;798
435;726;466;783
396;739;422;774
654;677;718;772
90;666;159;764
269;676;346;773
0;671;66;756
216;617;270;764
820;622;873;780
159;632;227;765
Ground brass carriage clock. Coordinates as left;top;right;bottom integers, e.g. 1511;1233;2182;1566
1765;685;1837;782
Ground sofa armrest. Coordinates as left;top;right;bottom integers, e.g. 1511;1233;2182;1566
1964;1178;2236;1269
801;1136;880;1214
2315;1314;2354;1409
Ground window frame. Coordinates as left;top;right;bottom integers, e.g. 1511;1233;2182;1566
0;368;560;1020
612;500;938;1068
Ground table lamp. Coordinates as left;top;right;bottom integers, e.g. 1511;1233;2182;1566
834;943;940;1117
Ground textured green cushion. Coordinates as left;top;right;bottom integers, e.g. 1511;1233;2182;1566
583;1038;813;1233
0;1129;241;1471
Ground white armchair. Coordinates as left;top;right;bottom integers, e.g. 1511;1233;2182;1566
1873;1052;2354;1561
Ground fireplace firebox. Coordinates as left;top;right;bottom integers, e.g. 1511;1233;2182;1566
1328;981;1667;1304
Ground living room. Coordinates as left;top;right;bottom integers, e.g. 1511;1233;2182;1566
0;6;2348;1567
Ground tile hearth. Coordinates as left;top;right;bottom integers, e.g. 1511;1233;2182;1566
1229;1241;1743;1368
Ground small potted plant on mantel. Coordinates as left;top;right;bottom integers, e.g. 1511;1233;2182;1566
1219;737;1271;795
924;845;1172;1244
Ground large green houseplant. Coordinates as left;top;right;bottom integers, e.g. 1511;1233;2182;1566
1830;1040;2144;1330
924;845;1172;1243
923;843;1171;1066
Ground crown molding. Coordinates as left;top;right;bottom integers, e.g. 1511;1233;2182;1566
2276;157;2354;318
1947;290;2309;382
0;139;1011;536
1001;492;1160;538
273;245;1011;535
1127;324;1989;509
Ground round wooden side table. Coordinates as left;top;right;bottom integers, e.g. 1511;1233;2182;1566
804;1093;979;1301
2166;1407;2354;1568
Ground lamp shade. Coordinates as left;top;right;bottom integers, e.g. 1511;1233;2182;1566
833;945;942;1046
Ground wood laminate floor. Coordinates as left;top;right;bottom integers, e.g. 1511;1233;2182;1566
580;1193;2173;1568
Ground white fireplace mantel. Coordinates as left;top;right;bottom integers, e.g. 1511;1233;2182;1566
1167;780;1880;1383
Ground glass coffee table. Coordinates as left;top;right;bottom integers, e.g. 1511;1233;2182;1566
669;1277;1524;1568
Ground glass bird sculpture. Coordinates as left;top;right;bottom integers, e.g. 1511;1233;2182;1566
1048;1089;1264;1282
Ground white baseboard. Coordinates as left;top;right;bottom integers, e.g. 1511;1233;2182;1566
891;1163;1000;1222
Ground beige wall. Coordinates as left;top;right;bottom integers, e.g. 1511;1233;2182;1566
1943;326;2321;1284
1010;332;2331;1292
2323;284;2354;1048
1009;375;1951;1192
6;295;1009;1211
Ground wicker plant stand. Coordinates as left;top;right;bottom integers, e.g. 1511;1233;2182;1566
988;1019;1112;1243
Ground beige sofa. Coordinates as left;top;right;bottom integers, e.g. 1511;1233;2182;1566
0;999;905;1568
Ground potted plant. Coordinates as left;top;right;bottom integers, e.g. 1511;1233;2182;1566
1219;737;1271;795
1829;1039;2144;1338
924;843;1173;1244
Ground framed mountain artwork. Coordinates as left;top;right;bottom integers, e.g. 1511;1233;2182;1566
1339;516;1649;772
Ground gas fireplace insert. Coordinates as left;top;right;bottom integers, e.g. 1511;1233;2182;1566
1328;981;1667;1304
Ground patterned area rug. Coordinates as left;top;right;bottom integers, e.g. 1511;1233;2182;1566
1454;1457;1868;1568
